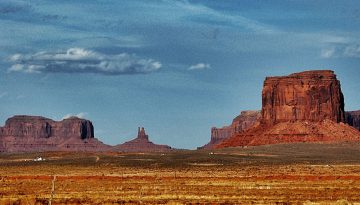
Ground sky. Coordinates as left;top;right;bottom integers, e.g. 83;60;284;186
0;0;360;149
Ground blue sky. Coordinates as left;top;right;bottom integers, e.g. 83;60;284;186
0;0;360;149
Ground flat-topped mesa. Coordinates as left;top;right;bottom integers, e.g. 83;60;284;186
262;70;345;125
2;116;54;138
216;70;360;149
265;70;337;81
58;117;94;139
0;115;94;139
0;115;110;152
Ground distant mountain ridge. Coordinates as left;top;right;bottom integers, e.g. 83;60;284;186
0;116;172;153
1;70;359;152
0;115;110;152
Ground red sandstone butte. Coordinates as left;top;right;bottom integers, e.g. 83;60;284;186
114;127;172;152
201;110;260;149
346;110;360;131
217;70;360;148
261;70;345;124
0;115;111;152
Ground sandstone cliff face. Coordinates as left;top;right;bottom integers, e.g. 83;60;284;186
53;117;94;140
217;70;360;148
114;127;172;152
0;115;109;152
1;116;53;138
201;111;260;149
346;110;360;131
0;116;172;153
232;111;261;133
262;70;345;124
0;115;94;139
218;120;360;147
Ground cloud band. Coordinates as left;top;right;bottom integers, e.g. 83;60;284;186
8;48;162;75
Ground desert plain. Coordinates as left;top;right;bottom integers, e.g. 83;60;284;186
1;142;360;205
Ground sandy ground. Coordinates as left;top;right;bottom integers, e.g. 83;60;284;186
1;142;360;204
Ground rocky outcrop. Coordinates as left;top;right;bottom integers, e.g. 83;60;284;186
232;111;261;132
218;120;360;147
114;127;172;152
346;110;360;131
262;70;345;124
0;115;110;152
201;111;260;149
1;116;94;139
217;70;360;148
0;116;173;153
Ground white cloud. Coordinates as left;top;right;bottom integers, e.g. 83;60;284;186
321;47;336;58
320;44;360;59
320;36;350;44
8;48;162;75
170;0;278;34
188;63;211;70
62;112;88;120
344;45;360;58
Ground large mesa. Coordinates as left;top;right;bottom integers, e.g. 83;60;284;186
216;70;360;148
261;70;345;124
0;115;109;152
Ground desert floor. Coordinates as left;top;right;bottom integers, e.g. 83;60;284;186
1;142;360;204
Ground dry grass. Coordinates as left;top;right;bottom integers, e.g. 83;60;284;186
1;142;360;204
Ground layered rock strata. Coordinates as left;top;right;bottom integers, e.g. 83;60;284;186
261;70;345;124
0;115;110;152
201;111;260;149
217;70;360;148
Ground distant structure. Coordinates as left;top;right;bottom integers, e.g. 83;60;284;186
201;111;261;149
0;115;173;153
0;115;111;152
114;127;172;152
217;70;360;148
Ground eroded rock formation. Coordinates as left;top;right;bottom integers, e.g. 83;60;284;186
218;120;360;147
114;127;172;152
201;111;260;149
1;116;94;139
0;115;110;152
217;70;360;148
346;110;360;131
262;70;345;124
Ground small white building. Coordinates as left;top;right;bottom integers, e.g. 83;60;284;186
33;157;45;162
